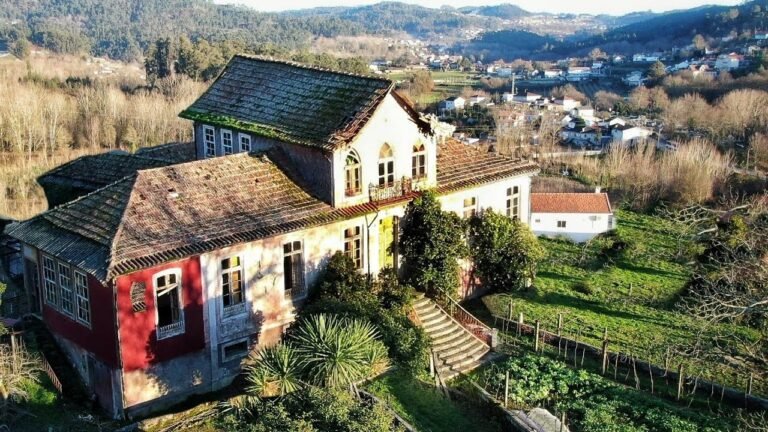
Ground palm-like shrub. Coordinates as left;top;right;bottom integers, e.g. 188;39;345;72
292;314;388;388
246;344;302;398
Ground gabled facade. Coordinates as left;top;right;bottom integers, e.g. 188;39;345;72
529;192;615;242
9;56;539;418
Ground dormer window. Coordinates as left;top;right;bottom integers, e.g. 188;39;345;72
203;126;216;158
221;129;233;155
412;143;426;179
345;151;362;196
378;144;394;187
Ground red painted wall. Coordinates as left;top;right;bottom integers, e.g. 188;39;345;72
115;256;205;372
41;270;119;367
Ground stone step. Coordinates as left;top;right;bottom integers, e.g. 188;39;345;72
434;333;477;358
437;342;488;365
428;322;463;341
423;316;454;334
417;306;442;323
441;358;486;381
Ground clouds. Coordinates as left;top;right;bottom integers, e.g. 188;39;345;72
217;0;740;16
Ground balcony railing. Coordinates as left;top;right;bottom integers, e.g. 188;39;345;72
157;320;185;340
369;177;414;202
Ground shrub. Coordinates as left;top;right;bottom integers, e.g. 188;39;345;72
572;280;596;296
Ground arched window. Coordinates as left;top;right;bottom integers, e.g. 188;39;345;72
345;151;362;196
378;144;394;187
412;142;426;179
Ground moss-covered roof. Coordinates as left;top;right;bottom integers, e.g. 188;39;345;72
180;55;397;151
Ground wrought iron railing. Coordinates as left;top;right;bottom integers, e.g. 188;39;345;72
441;295;493;347
157;320;185;340
368;177;414;202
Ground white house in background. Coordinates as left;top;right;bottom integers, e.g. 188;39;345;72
440;96;466;111
598;117;626;128
529;192;615;242
623;71;644;86
566;66;591;81
754;32;768;40
554;97;580;111
571;107;595;126
715;53;742;71
543;69;562;79
612;124;652;144
496;67;513;77
507;91;541;104
468;95;490;107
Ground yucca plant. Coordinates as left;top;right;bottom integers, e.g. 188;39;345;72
292;314;388;388
245;344;302;398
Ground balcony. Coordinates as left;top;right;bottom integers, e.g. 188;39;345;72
156;320;185;340
368;177;414;203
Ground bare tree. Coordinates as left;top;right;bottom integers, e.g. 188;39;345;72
0;343;42;420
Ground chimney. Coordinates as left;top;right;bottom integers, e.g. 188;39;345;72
595;186;602;194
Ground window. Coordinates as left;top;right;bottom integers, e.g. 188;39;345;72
507;186;520;220
221;129;233;155
154;270;184;339
557;221;567;228
42;256;58;307
222;340;249;362
74;271;90;325
345;151;362;196
412;143;426;179
203;126;216;158
378;144;395;187
221;256;245;316
58;263;74;316
463;197;477;219
239;134;252;152
283;241;306;299
344;226;363;269
534;218;541;223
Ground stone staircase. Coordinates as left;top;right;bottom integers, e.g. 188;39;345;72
412;296;490;381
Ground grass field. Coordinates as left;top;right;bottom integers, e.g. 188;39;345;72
366;372;502;432
474;210;765;396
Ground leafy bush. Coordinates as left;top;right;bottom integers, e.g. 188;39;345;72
307;253;430;376
572;280;596;296
221;386;398;432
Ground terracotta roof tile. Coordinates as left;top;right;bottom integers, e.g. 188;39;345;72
436;139;539;193
530;193;613;214
179;55;398;151
38;152;170;192
135;141;197;163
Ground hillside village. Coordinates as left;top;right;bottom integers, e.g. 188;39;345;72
0;1;765;432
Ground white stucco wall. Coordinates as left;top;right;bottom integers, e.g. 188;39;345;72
530;212;614;243
334;93;437;208
439;175;532;223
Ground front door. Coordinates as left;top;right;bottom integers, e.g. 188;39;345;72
378;216;399;272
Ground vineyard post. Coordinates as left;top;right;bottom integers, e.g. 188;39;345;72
559;412;566;432
648;357;654;394
517;312;524;336
504;370;509;407
534;320;540;352
508;299;513;321
628;282;633;297
557;313;563;337
601;328;609;375
677;364;684;401
747;374;753;396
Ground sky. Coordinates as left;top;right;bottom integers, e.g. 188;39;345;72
215;0;742;16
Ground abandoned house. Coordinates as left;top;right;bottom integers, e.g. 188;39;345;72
6;55;539;418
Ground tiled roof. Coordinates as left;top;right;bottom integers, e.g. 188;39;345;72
436;139;539;193
37;152;171;192
135;141;197;163
9;152;386;282
530;193;612;214
179;55;402;151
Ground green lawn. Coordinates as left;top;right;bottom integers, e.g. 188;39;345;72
366;372;502;432
477;210;764;395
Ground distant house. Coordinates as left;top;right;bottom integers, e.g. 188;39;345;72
622;71;644;86
715;53;742;71
571;107;595;126
468;95;491;107
554;97;580;111
496;67;513;77
560;126;599;145
529;192;615;242
632;53;660;63
611;124;651;144
507;91;541;104
543;69;562;79
566;67;591;81
439;96;466;112
598;117;626;128
754;31;768;41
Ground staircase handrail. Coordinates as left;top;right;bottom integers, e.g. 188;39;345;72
430;287;493;347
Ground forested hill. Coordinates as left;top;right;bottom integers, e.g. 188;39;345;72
558;0;768;55
457;4;531;19
0;0;505;62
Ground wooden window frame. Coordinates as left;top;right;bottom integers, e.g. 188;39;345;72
463;197;477;219
344;226;363;269
221;256;246;317
153;269;185;340
203;125;216;158
506;186;520;220
58;262;74;317
378;144;395;187
557;220;567;228
345;151;362;196
74;271;91;327
221;129;234;155
42;255;58;308
283;241;306;300
412;143;427;179
221;339;249;362
239;133;252;152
